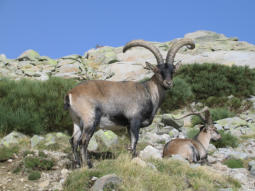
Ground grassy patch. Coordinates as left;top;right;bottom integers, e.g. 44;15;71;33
24;157;54;170
240;133;255;140
28;171;41;180
212;130;239;148
0;145;19;162
63;154;240;191
223;158;244;168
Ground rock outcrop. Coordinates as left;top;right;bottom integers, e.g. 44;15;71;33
1;30;255;82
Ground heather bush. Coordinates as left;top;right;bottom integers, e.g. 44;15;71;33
176;63;255;99
0;77;77;135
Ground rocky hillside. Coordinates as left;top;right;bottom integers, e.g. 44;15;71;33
1;30;255;82
1;31;255;191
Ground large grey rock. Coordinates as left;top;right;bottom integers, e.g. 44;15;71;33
94;130;118;148
213;148;248;160
139;145;162;160
107;61;150;81
44;133;56;146
248;160;255;176
90;174;121;191
88;136;98;151
17;49;40;61
86;46;118;66
140;132;170;145
31;135;45;148
170;154;189;164
216;117;247;130
0;131;28;147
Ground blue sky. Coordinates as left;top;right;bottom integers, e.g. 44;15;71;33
0;0;254;58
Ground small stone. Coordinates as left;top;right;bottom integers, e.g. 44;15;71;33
171;154;189;164
139;146;162;160
61;168;69;178
248;160;255;169
207;144;217;153
131;157;147;168
7;159;12;163
91;176;98;181
39;180;50;188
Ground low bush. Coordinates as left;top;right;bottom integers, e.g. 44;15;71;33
24;157;54;170
28;171;41;180
176;63;255;100
161;63;255;112
0;145;19;162
161;77;194;113
212;130;239;148
223;158;244;168
0;77;77;135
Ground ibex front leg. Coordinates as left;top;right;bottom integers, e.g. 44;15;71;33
129;117;141;157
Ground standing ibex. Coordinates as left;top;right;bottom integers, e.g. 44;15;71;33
64;38;195;168
163;107;221;163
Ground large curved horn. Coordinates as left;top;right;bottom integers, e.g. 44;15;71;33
123;40;164;65
173;107;209;123
166;38;195;66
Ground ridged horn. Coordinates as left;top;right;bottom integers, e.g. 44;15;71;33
173;107;209;123
166;38;195;66
123;40;164;65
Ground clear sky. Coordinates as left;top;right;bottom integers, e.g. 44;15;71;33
0;0;254;59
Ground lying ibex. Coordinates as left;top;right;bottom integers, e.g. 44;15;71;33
64;38;195;168
163;107;221;163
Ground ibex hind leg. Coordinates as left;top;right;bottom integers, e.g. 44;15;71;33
70;122;82;168
80;108;102;168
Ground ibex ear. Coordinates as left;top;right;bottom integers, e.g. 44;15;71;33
173;61;182;73
145;62;159;73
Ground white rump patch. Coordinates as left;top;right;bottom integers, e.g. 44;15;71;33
69;93;72;105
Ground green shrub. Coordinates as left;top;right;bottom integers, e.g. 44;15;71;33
191;107;234;126
223;158;244;168
212;130;239;148
28;171;41;180
0;77;77;135
24;157;54;170
176;63;255;99
38;151;47;158
161;77;194;112
23;150;35;157
0;145;19;162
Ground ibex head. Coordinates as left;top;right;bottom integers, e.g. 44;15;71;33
123;38;195;89
176;107;221;141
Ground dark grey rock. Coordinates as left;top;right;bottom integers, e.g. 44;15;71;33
90;174;122;191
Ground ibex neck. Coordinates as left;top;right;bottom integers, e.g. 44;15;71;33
195;132;211;150
145;75;166;108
